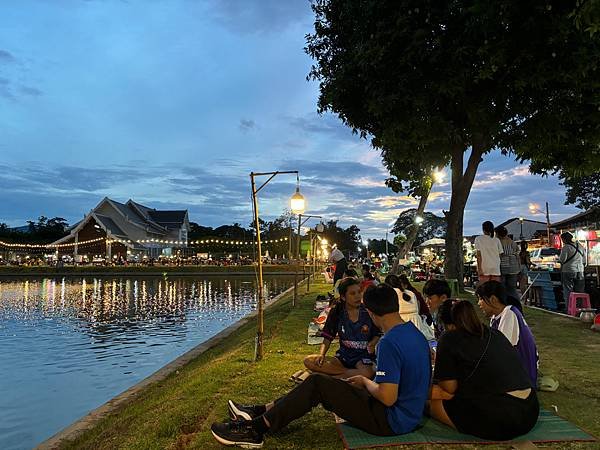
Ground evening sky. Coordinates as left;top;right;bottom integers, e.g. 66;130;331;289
0;0;580;238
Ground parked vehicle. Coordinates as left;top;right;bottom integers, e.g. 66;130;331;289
530;247;560;270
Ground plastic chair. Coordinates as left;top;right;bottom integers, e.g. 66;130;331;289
567;292;591;317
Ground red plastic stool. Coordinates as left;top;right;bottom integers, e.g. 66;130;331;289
592;314;600;332
567;292;591;316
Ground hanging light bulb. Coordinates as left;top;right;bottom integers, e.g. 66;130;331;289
290;174;306;214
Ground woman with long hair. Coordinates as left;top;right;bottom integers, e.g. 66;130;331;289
429;300;539;440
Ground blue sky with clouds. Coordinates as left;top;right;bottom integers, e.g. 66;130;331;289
0;0;581;238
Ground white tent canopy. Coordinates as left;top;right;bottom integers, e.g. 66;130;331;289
419;238;445;247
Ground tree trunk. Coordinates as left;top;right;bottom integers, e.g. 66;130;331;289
391;183;432;274
444;145;484;291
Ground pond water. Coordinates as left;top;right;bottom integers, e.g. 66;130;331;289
0;275;294;450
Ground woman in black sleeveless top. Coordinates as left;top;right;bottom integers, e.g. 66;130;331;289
429;300;539;440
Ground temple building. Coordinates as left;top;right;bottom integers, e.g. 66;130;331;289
51;197;190;261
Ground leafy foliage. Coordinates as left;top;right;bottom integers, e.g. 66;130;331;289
366;238;398;256
306;0;600;281
0;216;68;243
391;209;446;247
307;1;600;176
572;0;600;36
320;220;361;255
560;172;600;209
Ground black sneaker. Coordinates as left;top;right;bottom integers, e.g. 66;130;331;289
228;400;263;421
210;419;264;448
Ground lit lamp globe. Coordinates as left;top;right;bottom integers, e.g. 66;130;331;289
290;188;306;214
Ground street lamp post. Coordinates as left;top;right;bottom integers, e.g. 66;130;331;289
519;217;524;241
529;202;552;245
250;170;304;361
295;213;322;302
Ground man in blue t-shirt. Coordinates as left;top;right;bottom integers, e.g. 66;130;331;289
210;284;431;448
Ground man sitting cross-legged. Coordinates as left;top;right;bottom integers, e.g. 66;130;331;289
210;283;432;448
304;277;381;379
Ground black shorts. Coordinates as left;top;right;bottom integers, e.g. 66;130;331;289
336;353;375;369
443;390;539;441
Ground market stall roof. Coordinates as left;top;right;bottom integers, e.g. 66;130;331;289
550;207;600;229
419;238;445;247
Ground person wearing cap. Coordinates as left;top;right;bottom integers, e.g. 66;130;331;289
558;232;586;304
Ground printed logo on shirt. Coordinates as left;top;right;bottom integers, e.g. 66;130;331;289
360;324;370;334
376;371;386;376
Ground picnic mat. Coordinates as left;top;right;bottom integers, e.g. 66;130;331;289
335;410;597;449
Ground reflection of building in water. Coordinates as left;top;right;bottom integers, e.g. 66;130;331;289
50;197;190;261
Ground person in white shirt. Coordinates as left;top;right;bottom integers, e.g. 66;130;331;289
474;221;504;284
328;245;348;285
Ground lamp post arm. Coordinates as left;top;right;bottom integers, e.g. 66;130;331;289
252;170;299;195
249;169;299;362
300;214;323;227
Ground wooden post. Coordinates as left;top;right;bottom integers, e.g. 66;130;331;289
250;173;264;361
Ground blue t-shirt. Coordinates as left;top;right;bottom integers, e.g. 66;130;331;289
374;321;431;434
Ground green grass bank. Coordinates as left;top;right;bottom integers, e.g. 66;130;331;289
55;280;599;450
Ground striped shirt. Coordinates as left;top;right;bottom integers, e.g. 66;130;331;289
499;238;520;275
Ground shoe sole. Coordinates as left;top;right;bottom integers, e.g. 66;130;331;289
211;429;263;448
228;400;253;421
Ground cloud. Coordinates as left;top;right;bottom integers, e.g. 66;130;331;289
19;86;43;97
286;112;363;143
0;49;16;64
207;0;312;35
0;79;43;101
472;165;531;189
239;119;256;132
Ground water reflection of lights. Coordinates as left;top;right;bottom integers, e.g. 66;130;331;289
0;276;294;325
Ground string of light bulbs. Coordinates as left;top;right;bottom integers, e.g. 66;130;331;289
0;236;289;249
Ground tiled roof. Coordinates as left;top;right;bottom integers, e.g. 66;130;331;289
148;210;187;226
94;214;127;237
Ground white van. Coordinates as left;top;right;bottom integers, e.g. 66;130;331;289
530;247;560;270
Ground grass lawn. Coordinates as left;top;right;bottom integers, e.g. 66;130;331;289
59;279;600;450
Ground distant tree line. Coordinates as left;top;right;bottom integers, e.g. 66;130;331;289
0;216;69;243
189;213;363;257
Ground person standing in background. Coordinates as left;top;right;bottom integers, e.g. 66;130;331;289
329;244;348;286
558;232;586;304
474;221;503;284
495;226;521;301
519;241;532;299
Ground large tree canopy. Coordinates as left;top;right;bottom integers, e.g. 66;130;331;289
307;0;600;285
392;209;447;247
560;172;600;209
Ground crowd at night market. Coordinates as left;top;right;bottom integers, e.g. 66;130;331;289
209;216;600;447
